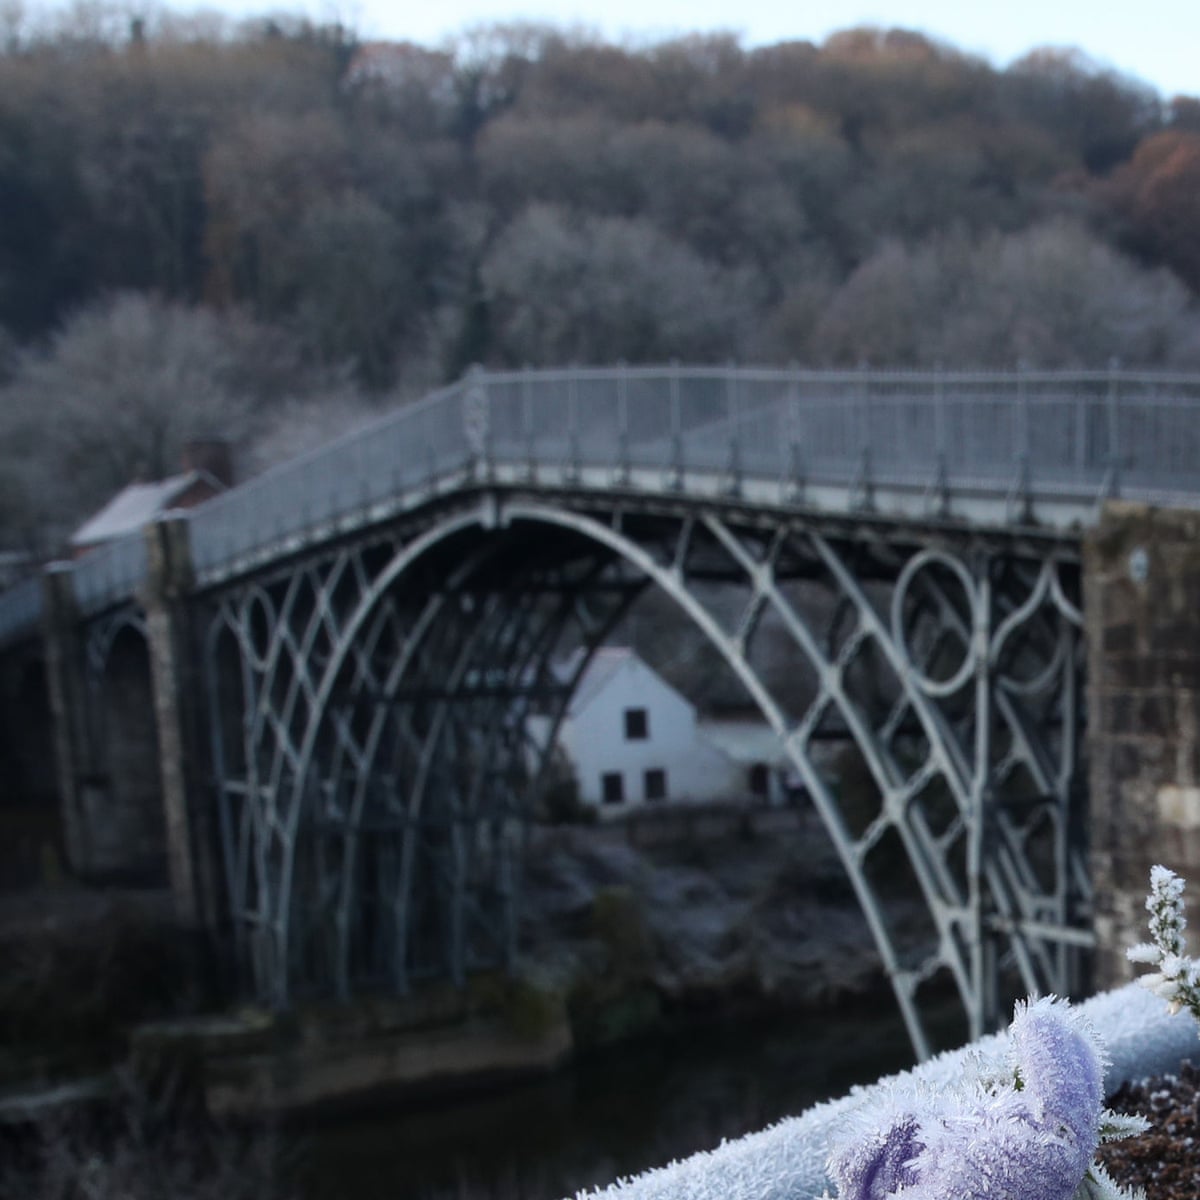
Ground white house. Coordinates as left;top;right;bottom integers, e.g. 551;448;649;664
698;716;794;806
547;646;779;813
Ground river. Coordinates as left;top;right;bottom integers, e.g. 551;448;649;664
294;996;945;1200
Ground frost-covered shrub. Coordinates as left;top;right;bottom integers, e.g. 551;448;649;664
1126;863;1200;1024
825;997;1147;1200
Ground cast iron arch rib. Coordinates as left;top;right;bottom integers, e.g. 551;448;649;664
203;508;647;1007
200;491;1087;1059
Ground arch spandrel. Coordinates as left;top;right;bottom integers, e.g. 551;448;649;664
198;491;1087;1058
200;509;647;1006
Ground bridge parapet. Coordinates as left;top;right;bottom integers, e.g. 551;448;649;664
168;365;1200;592
187;378;469;583
0;521;149;650
2;367;1200;638
71;530;149;616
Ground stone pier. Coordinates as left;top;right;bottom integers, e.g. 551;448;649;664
142;517;218;930
19;518;216;918
1085;501;1200;987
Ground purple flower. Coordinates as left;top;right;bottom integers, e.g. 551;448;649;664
826;1111;921;1200
827;998;1111;1200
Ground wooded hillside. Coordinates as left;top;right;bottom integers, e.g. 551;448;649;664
1;10;1198;549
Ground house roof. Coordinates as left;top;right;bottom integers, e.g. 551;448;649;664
699;718;790;766
566;646;635;716
70;470;222;547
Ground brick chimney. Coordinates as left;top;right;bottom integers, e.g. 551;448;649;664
181;438;234;488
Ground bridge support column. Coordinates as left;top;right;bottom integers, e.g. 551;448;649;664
143;517;217;929
41;566;96;876
1085;501;1200;986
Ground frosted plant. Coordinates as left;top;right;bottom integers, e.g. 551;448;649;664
1126;864;1200;1023
825;996;1147;1200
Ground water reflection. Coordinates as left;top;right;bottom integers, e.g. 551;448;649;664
296;999;934;1200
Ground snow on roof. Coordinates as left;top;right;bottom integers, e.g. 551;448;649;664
70;470;219;547
699;717;790;766
566;645;635;715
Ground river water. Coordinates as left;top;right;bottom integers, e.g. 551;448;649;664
294;997;942;1200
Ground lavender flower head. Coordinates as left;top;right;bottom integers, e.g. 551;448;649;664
826;996;1146;1200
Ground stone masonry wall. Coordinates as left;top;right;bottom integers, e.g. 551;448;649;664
1085;501;1200;988
90;630;167;882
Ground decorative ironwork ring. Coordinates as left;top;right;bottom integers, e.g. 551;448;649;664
891;547;979;698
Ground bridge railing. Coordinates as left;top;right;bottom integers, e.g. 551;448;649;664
479;365;1200;500
0;529;154;645
2;366;1200;645
70;530;149;617
187;379;468;580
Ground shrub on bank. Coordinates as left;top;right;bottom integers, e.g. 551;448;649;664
0;1074;289;1200
0;897;207;1074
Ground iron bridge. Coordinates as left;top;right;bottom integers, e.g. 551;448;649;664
5;365;1200;1058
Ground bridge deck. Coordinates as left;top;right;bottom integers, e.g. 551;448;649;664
2;364;1199;641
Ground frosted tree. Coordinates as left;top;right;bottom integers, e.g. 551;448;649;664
1127;864;1200;1023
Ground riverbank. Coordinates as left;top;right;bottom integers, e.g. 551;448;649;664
0;985;931;1200
0;807;933;1125
519;809;935;1039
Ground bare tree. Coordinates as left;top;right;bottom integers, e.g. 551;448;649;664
480;204;753;364
1106;130;1200;294
282;191;409;388
812;221;1199;368
938;221;1200;366
242;385;382;477
811;240;944;365
3;293;267;547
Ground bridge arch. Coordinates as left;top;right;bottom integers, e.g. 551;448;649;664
204;503;647;1006
77;612;168;882
0;644;59;887
203;489;1087;1055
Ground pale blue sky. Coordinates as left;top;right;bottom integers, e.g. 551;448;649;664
381;0;1199;94
250;0;1198;98
64;0;1200;99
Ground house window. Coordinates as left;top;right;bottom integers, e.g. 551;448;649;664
749;763;769;797
643;768;667;802
624;707;648;740
601;772;625;805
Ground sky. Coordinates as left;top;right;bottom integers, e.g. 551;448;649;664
185;0;1198;99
